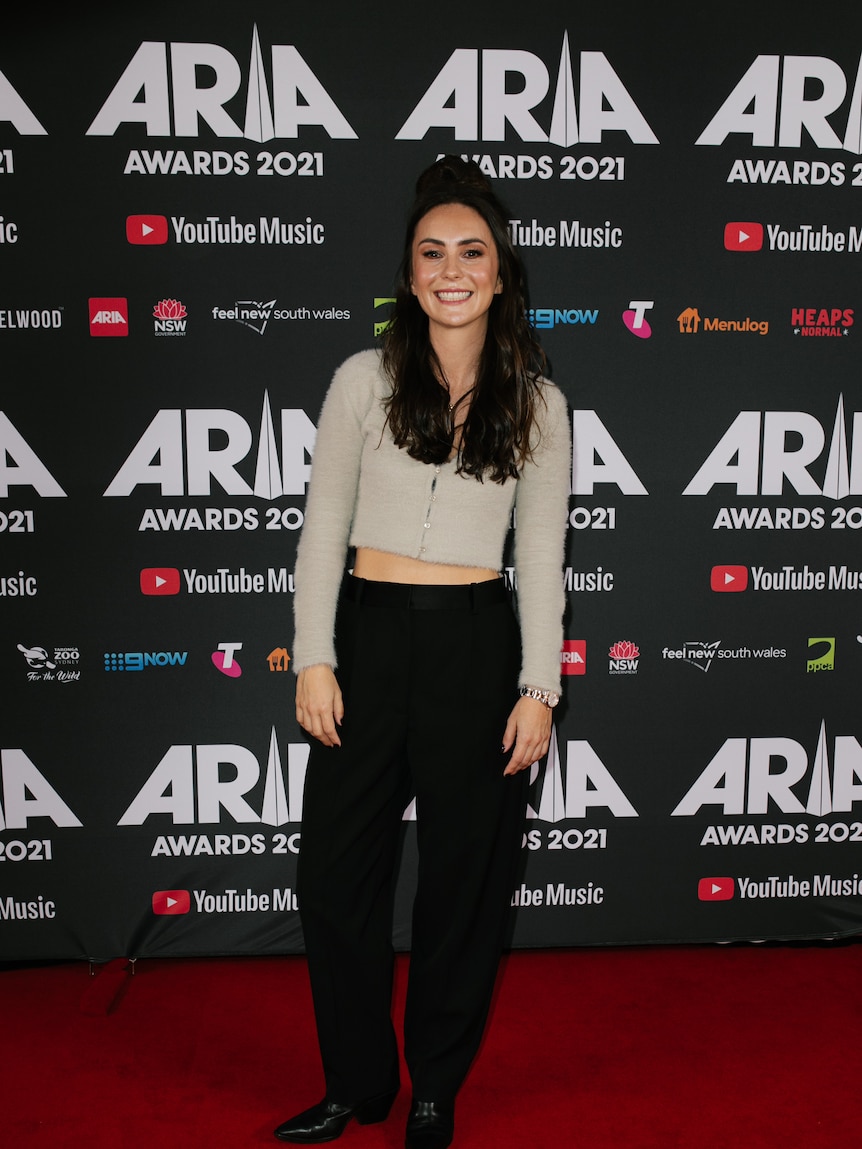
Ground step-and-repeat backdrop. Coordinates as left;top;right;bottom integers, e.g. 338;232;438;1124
3;3;862;960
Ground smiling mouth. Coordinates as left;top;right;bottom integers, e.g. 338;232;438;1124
435;290;472;302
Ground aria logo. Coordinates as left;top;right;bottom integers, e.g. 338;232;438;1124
0;68;47;135
0;414;66;498
86;26;356;141
89;298;128;337
396;33;658;145
685;396;861;500
526;727;638;822
0;748;82;830
561;639;586;675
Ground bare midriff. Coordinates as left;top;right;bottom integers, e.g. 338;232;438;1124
353;547;499;585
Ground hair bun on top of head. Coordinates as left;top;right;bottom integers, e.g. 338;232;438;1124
415;155;494;196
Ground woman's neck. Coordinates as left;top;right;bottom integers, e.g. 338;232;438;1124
429;324;486;404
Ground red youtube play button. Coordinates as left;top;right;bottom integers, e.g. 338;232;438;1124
126;214;168;245
724;222;763;252
711;565;748;592
698;877;735;901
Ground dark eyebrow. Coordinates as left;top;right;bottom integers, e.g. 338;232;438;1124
416;236;489;247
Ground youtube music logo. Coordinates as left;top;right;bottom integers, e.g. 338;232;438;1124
152;890;190;915
127;214;168;245
724;222;763;252
698;877;735;901
710;565;748;592
140;567;181;596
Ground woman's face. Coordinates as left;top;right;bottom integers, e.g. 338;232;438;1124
410;202;503;339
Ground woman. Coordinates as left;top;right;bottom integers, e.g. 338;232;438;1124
275;156;570;1149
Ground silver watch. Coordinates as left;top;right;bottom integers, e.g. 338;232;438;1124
519;685;560;709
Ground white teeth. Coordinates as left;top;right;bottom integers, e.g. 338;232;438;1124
436;291;471;301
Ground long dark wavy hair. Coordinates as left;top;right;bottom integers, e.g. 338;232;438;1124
381;156;547;483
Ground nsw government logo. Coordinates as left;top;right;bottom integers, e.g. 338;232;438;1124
153;299;187;336
608;640;639;674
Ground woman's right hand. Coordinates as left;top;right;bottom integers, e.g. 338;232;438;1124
295;665;344;747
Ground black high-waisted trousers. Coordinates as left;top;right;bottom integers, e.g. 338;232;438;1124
297;575;527;1105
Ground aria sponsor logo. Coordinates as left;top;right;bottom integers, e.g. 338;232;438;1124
87;26;356;142
749;565;862;592
511;881;604;908
807;637;835;673
661;640;786;670
153;299;187;336
528;307;598;330
212;641;242;678
724;222;763;252
397;33;657;147
153;887;298;916
182;567;293;595
118;728;308;831
127;214;168;244
698;53;862;155
0;748;82;830
766;224;862;253
509;218;622;249
104;650;188;672
0;307;62;330
561;639;586;676
792;307;853;337
211;299;349;334
608;640;639;674
18;643;81;684
622;300;653;339
172;215;324;245
677;307;768;336
89;297;128;337
672;721;862;822
373;296;396;338
267;647;290;672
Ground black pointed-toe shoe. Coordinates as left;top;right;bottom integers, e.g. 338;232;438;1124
274;1091;398;1143
405;1100;455;1149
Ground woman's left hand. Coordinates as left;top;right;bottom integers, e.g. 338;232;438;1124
502;695;553;776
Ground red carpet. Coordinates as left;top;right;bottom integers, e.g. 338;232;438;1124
2;944;861;1148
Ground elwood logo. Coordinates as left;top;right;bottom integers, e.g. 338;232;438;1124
807;637;835;673
0;413;66;498
711;565;748;592
86;25;357;141
724;222;763;252
127;214;168;244
152;890;190;915
89;297;128;337
792;307;853;337
396;32;658;145
622;300;653;339
698;877;734;901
